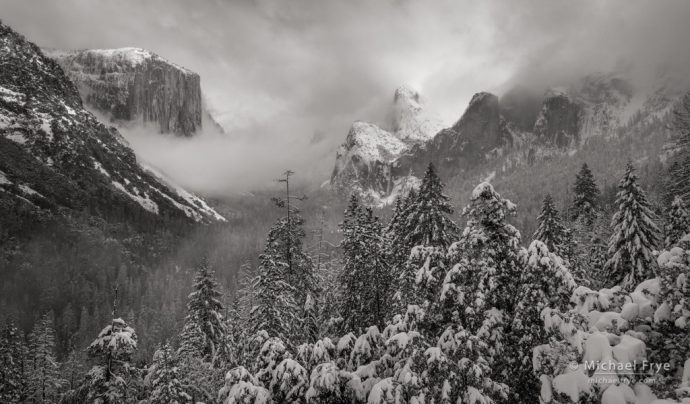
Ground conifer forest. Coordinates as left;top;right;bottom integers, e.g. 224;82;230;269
2;1;690;403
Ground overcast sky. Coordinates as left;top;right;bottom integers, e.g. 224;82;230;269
2;0;690;193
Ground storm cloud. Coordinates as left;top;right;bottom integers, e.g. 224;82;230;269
2;0;689;193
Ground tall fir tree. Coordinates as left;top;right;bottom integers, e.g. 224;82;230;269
571;163;600;225
257;170;316;344
440;182;524;400
251;238;298;343
508;241;576;402
147;343;191;404
82;317;138;403
28;313;61;403
605;163;661;289
251;182;315;344
442;182;523;326
532;194;573;260
179;259;229;367
386;189;418;271
393;163;458;312
338;195;391;332
398;163;458;249
338;194;366;333
665;196;690;247
667;93;690;201
0;320;28;403
360;207;392;330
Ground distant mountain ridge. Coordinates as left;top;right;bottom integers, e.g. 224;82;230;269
0;22;225;223
331;71;688;206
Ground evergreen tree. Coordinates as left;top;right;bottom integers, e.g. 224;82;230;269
441;182;524;400
251;171;316;344
533;194;573;260
571;163;600;225
398;163;458;249
338;194;366;333
84;317;138;403
668;93;690;201
0;320;28;403
225;294;246;368
179;259;229;367
338;196;391;332
570;213;610;288
61;348;88;392
665;196;690;247
251;238;298;343
386;189;418;274
393;163;458;312
147;343;191;404
442;182;523;326
605;163;661;289
28;313;61;403
508;241;576;402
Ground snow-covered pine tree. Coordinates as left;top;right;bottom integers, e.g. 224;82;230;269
0;320;28;403
386;189;418;275
395;163;458;313
225;294;246;368
273;170;317;312
147;342;192;404
571;163;600;225
665;196;690;247
251;245;297;344
440;182;523;400
338;196;391;332
252;173;316;345
84;317;138;403
442;182;523;326
361;207;392;330
27;313;61;403
570;213;610;288
269;358;309;403
302;293;320;344
533;194;573;260
667;93;690;201
179;259;229;367
399;163;458;249
508;241;576;402
604;163;661;289
338;194;367;333
61;347;88;392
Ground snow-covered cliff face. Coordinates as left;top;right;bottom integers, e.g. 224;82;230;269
331;72;688;206
0;23;224;223
330;87;442;205
45;48;203;136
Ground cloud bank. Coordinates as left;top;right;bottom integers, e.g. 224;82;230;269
1;0;689;193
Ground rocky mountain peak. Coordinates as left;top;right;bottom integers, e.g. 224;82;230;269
330;86;443;205
390;86;443;143
532;87;581;147
393;85;420;104
46;47;203;136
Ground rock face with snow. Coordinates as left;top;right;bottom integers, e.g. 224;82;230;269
331;71;688;205
330;86;442;205
0;22;224;223
533;88;582;147
396;91;515;179
46;47;203;136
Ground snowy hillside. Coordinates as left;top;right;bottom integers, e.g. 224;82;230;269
0;22;225;223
